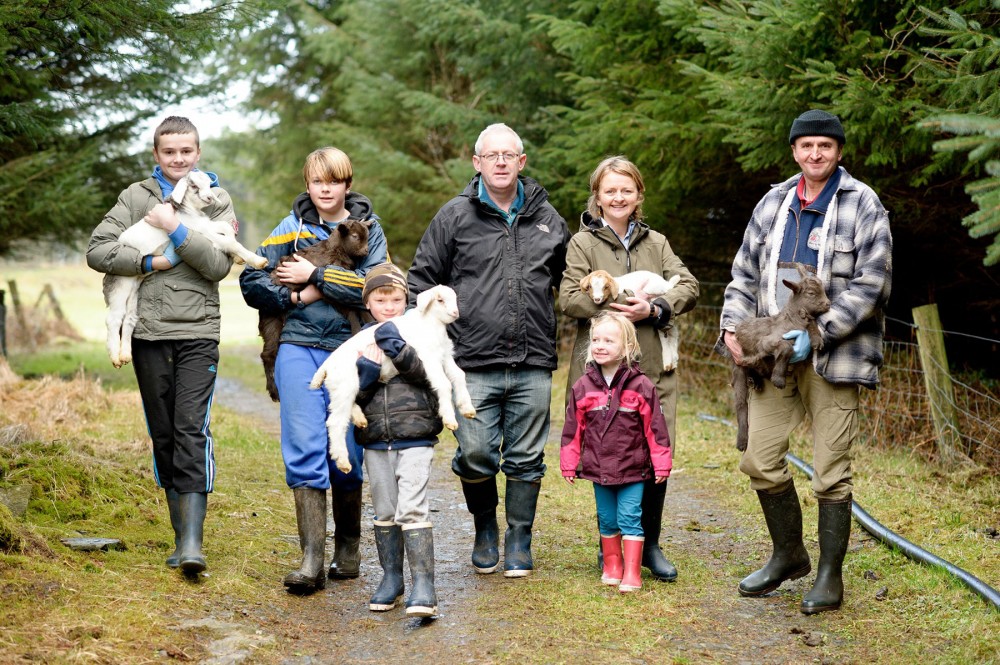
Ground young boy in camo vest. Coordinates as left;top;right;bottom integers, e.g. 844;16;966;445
354;263;443;618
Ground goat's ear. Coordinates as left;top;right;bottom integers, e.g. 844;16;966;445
170;176;189;205
580;274;592;292
336;223;349;237
796;262;809;279
415;288;434;312
782;278;802;293
609;280;620;301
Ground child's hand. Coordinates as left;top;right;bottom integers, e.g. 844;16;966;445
654;475;668;484
563;475;575;485
275;254;316;285
144;203;179;232
359;343;384;364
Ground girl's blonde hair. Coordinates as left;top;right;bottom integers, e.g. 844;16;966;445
303;147;353;187
586;155;645;222
585;311;641;365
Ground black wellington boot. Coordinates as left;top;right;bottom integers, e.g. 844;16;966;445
403;524;437;618
369;521;404;611
329;485;362;580
801;497;853;614
165;488;182;568
641;478;678;581
178;492;207;575
738;483;811;596
503;479;540;578
283;487;327;593
461;477;500;574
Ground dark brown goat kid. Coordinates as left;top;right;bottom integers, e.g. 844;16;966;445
258;219;370;401
731;263;831;451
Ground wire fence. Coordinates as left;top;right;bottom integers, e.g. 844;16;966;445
674;301;1000;472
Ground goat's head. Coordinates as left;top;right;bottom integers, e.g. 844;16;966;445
336;220;370;259
415;285;460;324
782;264;831;316
580;270;618;305
170;171;217;211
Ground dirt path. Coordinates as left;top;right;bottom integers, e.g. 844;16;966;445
207;377;856;665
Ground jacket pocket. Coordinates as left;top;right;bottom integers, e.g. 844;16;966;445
830;235;856;278
161;281;208;322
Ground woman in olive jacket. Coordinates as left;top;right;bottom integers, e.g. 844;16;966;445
559;156;699;582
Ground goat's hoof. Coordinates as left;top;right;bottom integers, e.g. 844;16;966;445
772;378;786;390
461;409;477;419
444;419;459;431
663;362;677;372
252;257;268;269
334;459;352;473
352;415;368;428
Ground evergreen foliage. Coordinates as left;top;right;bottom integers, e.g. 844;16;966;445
0;0;253;255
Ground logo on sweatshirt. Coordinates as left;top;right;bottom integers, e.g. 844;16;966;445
536;223;550;234
208;364;217;373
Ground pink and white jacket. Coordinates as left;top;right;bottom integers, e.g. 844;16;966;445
561;362;672;486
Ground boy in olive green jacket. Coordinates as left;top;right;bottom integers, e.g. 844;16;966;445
86;116;237;576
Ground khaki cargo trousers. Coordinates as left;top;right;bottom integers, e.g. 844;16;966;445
738;363;859;501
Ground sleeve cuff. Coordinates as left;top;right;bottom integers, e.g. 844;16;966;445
168;223;189;248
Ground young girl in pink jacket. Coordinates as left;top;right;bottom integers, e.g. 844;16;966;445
560;311;672;592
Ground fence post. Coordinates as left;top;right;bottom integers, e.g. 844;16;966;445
7;280;35;351
0;289;6;357
912;303;970;467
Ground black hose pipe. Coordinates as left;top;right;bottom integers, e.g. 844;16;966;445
785;452;1000;612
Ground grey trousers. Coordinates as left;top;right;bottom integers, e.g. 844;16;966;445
364;447;434;524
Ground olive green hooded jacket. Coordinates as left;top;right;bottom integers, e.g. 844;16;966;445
559;213;699;445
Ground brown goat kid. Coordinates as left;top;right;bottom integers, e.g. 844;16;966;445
258;219;370;401
731;263;831;451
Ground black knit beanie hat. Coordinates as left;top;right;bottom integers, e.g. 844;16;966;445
788;110;846;145
363;263;408;304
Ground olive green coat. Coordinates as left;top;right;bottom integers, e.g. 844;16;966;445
86;177;236;341
559;214;699;446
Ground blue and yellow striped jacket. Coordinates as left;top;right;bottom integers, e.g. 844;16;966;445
239;191;388;352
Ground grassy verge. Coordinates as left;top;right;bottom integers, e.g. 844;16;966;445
1;343;998;661
0;345;1000;663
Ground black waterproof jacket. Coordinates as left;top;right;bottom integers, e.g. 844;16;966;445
407;175;571;371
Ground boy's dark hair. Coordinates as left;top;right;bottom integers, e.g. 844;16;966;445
154;116;200;150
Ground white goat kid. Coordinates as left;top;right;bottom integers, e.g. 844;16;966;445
580;269;683;371
310;285;477;473
103;171;267;368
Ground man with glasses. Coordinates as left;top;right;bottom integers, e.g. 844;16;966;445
408;123;570;578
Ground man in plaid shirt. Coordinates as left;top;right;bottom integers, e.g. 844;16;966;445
716;110;892;615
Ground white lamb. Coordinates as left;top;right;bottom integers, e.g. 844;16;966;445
103;170;267;368
309;284;477;473
579;269;683;371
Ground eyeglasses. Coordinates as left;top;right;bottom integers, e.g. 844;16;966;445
478;152;521;164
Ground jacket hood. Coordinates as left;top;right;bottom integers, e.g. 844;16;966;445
584;360;642;387
578;211;651;245
291;191;374;227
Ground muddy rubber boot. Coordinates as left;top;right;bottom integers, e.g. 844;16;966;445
283;488;327;593
329;485;362;580
641;479;678;581
738;483;811;597
369;521;404;612
178;492;207;575
461;478;500;574
801;497;853;614
503;479;540;578
402;523;437;617
600;533;624;585
619;536;644;593
164;488;183;568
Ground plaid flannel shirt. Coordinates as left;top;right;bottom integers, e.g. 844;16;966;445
716;167;893;388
